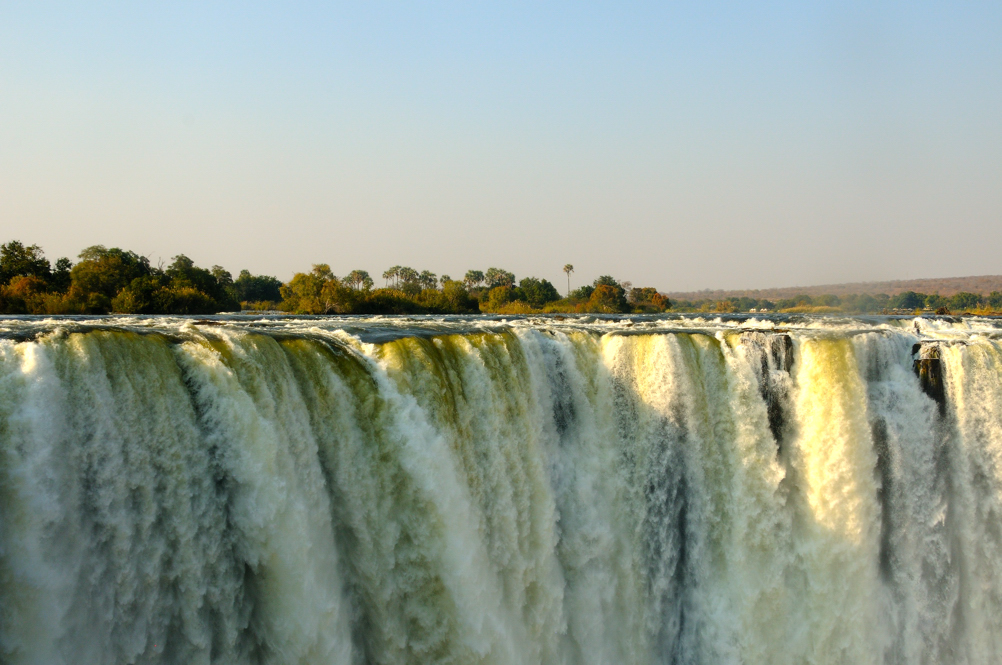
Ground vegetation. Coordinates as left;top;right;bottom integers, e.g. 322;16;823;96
279;264;479;314
0;242;669;316
234;270;282;306
1;241;250;315
4;239;1000;316
664;275;1002;303
670;290;1002;315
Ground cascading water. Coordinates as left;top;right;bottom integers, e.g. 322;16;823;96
1;315;1001;665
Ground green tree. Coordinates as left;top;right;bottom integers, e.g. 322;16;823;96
563;264;574;296
111;275;171;313
418;270;438;290
382;266;401;287
70;246;153;312
439;279;478;312
344;270;374;291
0;241;51;285
211;265;233;287
279;264;360;314
319;278;360;313
164;287;220;314
924;294;949;310
234;270;283;302
112;255;239;314
485;286;515;311
281;264;334;313
890;291;925;310
518;277;560;307
464;270;485;289
841;293;879;313
165;255;240;312
814;294;841;307
485;267;515;289
0;244;84;314
391;267;420;295
777;294;813;309
50;257;73;292
949;292;981;311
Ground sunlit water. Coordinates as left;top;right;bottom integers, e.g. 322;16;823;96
2;313;1001;664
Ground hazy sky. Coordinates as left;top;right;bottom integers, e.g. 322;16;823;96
2;2;1000;291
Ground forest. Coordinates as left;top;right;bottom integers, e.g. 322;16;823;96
0;242;666;315
1;240;1000;316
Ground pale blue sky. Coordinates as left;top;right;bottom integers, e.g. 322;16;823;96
2;2;1000;291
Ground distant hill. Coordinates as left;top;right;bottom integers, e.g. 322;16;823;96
664;275;1002;301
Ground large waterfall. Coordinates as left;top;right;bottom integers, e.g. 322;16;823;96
2;315;1002;665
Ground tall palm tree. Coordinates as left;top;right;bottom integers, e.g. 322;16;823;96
563;264;574;297
464;270;484;289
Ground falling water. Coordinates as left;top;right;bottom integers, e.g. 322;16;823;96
2;315;1001;664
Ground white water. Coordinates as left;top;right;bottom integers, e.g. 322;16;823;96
1;316;1001;664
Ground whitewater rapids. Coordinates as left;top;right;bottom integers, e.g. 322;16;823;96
1;314;1001;665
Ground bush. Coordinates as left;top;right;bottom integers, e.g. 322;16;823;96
483;286;515;312
491;301;535;315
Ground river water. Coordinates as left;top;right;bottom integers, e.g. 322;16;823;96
1;314;1001;664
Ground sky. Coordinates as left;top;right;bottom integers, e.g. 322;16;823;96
1;2;1000;292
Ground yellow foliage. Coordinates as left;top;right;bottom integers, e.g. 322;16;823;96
489;301;536;315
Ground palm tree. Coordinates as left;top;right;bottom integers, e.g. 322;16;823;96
419;270;437;290
563;264;574;297
345;269;373;290
485;267;515;289
397;267;418;285
382;266;400;287
464;270;484;289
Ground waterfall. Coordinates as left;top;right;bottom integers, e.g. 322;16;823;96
2;316;1001;664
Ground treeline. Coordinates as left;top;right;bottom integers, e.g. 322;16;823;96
673;290;1002;314
8;240;996;317
0;242;671;316
0;241;280;315
278;265;671;315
